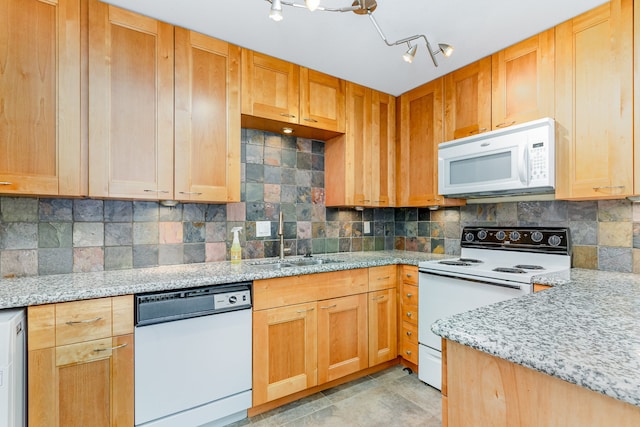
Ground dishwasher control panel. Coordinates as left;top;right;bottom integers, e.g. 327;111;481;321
214;289;251;310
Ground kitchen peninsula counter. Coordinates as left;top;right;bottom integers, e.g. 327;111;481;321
0;250;446;309
432;268;640;413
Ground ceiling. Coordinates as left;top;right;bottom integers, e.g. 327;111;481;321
102;0;609;96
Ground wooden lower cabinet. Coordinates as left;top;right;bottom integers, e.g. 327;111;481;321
368;288;397;366
318;294;368;383
27;296;134;427
445;340;640;426
252;302;318;406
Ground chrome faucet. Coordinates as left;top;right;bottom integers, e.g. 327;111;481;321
278;211;285;261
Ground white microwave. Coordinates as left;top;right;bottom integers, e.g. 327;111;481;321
438;118;555;198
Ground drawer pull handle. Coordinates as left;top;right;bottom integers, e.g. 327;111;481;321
143;189;170;194
371;295;385;301
66;316;102;326
320;304;337;310
95;343;128;352
593;186;625;191
303;117;318;123
405;350;412;355
406;331;412;336
406;293;413;298
179;191;203;195
296;307;315;313
495;120;516;128
377;276;391;280
0;181;12;185
406;312;412;317
406;273;413;278
280;113;296;118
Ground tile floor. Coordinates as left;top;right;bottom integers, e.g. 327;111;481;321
230;365;442;426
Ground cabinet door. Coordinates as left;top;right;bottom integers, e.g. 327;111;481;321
349;83;373;206
371;91;396;206
174;29;241;202
555;0;633;199
0;0;84;196
300;68;345;132
88;0;174;199
317;293;368;384
368;289;397;366
241;50;299;124
396;79;443;207
492;29;555;129
252;302;317;405
28;334;134;427
444;58;492;140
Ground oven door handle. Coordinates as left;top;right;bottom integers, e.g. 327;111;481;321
419;270;523;291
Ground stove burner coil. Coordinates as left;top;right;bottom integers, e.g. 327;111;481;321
514;264;544;270
439;260;472;266
493;267;527;274
458;258;483;263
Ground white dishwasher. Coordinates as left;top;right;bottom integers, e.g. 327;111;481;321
0;308;25;427
134;282;252;427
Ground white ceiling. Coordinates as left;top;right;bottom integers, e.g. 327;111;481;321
102;0;609;96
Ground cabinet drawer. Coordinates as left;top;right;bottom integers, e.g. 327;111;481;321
402;305;418;326
400;265;418;285
55;299;113;346
402;321;418;345
368;265;396;291
401;341;418;364
401;284;418;307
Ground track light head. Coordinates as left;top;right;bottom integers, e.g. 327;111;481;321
305;0;320;11
438;43;454;57
402;43;418;63
269;0;283;21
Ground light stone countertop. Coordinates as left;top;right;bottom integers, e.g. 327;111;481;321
0;250;447;309
432;268;640;408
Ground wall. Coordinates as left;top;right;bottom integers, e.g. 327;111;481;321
1;129;639;277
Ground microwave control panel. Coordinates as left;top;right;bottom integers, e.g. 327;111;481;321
529;141;548;182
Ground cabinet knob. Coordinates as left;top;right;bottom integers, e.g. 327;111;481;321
406;293;413;298
406;312;412;317
406;273;413;278
405;350;412;355
406;331;412;336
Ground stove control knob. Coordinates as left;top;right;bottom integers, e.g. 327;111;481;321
495;230;506;240
548;235;562;247
464;232;474;242
531;231;544;242
477;230;488;240
509;231;521;241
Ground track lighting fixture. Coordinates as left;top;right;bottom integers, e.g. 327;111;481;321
265;0;453;66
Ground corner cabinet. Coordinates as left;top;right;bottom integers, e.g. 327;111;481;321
325;83;396;207
555;0;633;200
27;296;134;427
241;50;345;139
0;0;85;197
89;0;240;202
396;79;464;208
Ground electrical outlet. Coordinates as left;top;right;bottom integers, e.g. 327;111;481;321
364;221;371;234
256;221;271;237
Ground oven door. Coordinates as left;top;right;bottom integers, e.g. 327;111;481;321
417;270;530;389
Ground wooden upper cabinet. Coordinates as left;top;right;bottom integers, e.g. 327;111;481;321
241;50;345;136
491;29;555;129
89;0;174;199
0;0;85;197
174;29;241;202
444;57;492;141
325;83;395;207
300;68;346;133
241;50;299;124
555;0;633;200
397;79;463;207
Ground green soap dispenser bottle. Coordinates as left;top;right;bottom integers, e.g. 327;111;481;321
230;227;242;264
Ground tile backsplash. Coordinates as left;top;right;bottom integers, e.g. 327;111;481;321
1;129;640;277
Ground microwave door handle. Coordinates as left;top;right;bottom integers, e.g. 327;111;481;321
519;146;529;185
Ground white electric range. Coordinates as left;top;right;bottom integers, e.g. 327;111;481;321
417;226;571;390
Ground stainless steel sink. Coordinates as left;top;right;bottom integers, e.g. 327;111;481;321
286;259;343;267
250;262;294;270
